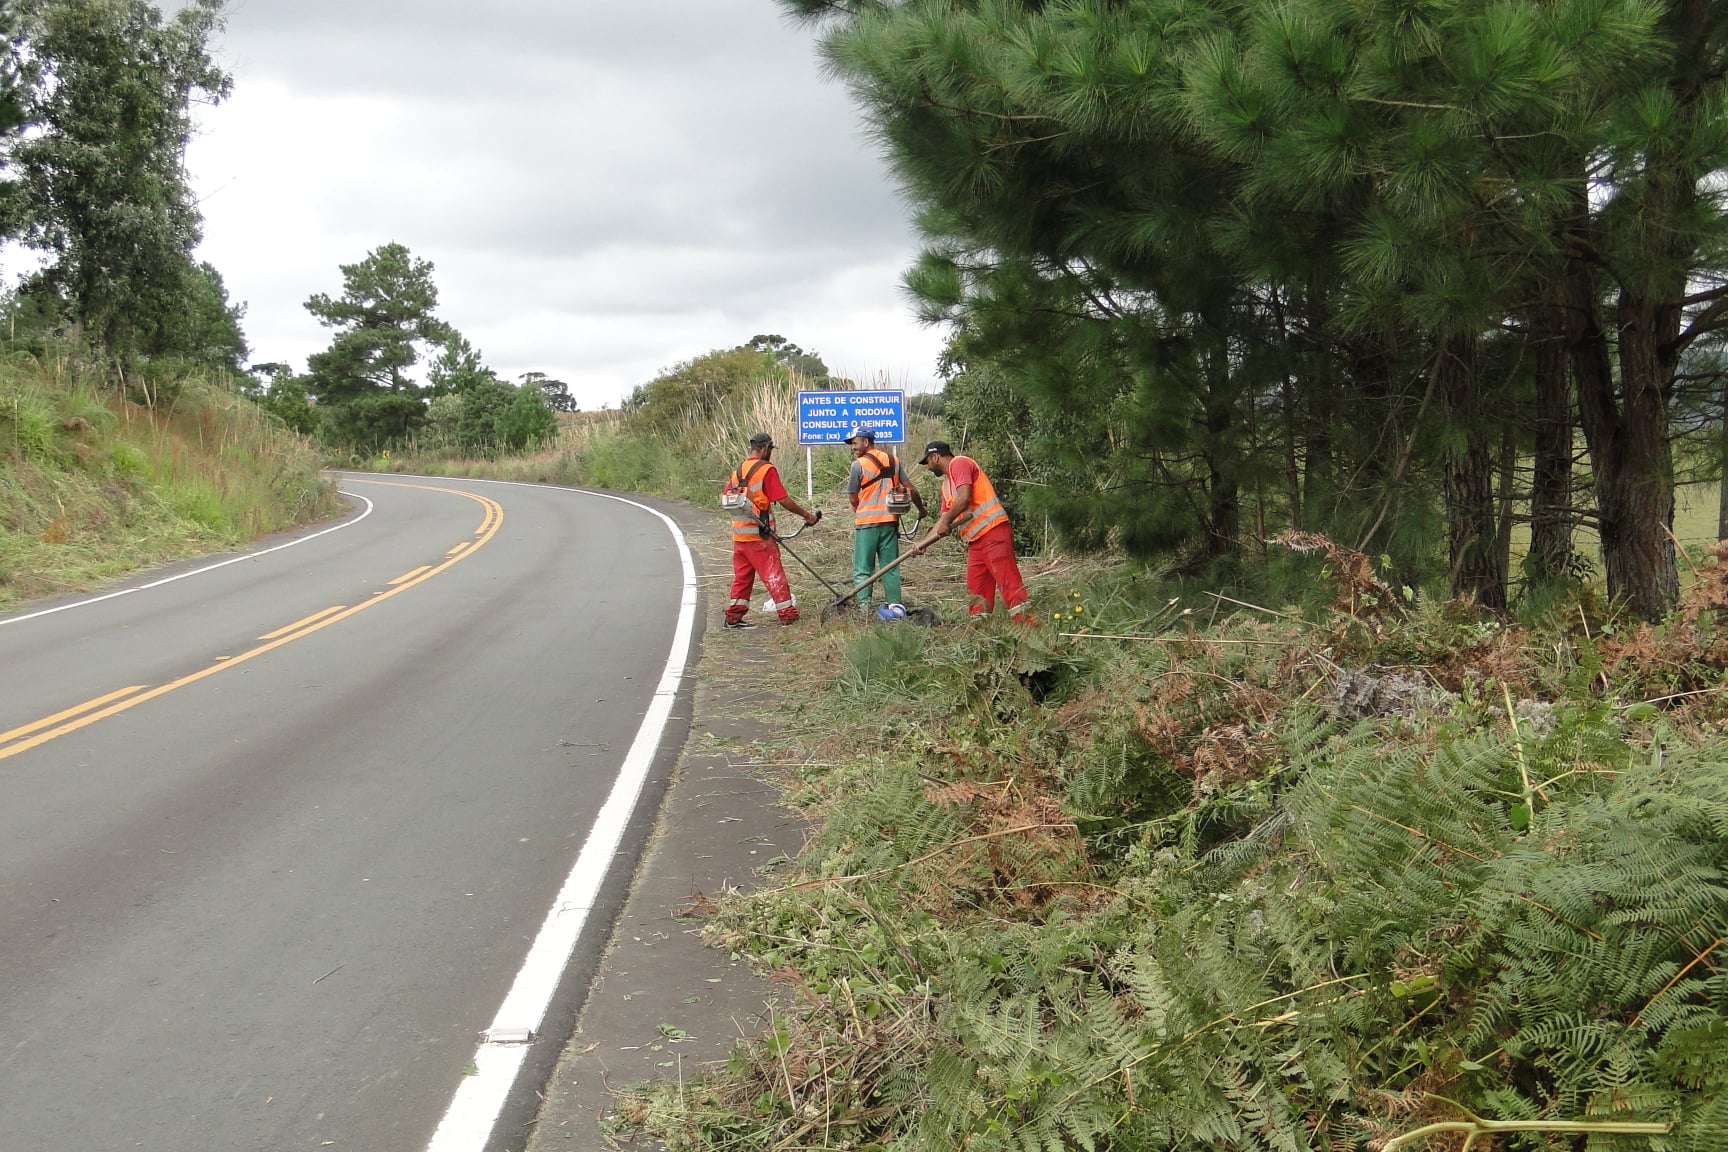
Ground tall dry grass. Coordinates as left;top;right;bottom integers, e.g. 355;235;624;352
0;350;340;608
387;370;947;516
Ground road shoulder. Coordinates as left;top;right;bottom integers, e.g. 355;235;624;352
521;508;804;1151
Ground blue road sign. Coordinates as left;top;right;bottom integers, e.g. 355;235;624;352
797;390;906;446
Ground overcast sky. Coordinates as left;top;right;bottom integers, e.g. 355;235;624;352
182;0;944;409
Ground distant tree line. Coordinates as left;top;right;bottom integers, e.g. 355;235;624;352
786;0;1728;619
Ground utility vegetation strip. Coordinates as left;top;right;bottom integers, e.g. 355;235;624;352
422;479;699;1152
0;484;503;764
0;493;376;628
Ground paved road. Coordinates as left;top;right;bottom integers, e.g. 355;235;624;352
0;475;696;1151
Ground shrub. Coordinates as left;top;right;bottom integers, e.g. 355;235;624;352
1;392;59;460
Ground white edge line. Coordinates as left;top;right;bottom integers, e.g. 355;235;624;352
0;492;377;628
424;480;698;1152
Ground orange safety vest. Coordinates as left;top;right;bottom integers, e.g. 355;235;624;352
853;448;901;527
727;457;776;544
942;456;1008;544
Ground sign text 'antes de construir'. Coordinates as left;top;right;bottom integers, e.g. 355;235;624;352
797;390;906;446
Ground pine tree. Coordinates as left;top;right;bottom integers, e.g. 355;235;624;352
787;0;1728;614
1563;0;1728;616
304;242;452;448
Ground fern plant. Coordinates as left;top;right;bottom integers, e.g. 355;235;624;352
697;707;1728;1152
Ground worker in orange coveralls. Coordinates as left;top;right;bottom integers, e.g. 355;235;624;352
723;431;820;628
908;440;1032;624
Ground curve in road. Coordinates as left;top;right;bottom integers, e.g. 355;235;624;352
0;474;699;1152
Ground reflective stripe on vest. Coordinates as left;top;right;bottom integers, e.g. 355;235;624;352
729;457;776;543
854;448;899;527
942;457;1009;544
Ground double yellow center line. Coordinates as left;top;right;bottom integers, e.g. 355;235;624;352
0;482;504;763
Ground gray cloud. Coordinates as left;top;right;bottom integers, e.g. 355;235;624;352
184;0;940;409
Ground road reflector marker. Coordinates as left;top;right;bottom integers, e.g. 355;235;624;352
258;605;348;641
389;566;433;586
0;685;150;747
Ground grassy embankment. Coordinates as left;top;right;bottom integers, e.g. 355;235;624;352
385;375;1726;1150
0;350;340;612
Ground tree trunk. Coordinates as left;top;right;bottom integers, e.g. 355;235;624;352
1608;292;1680;614
1496;420;1518;588
1301;289;1334;529
1248;379;1267;545
1203;342;1240;560
1718;376;1728;541
1569;256;1680;619
1529;297;1574;584
1282;371;1301;530
1271;290;1302;530
1207;462;1240;559
1439;334;1506;609
1303;375;1332;529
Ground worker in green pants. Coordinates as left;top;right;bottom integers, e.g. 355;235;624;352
845;427;928;609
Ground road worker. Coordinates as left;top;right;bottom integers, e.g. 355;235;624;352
844;427;928;611
722;431;819;628
908;440;1032;624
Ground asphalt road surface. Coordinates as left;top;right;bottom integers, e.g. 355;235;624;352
0;475;696;1151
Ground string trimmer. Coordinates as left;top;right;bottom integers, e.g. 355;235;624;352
766;512;853;606
768;516;936;625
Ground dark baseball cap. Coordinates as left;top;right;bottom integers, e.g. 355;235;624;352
844;427;876;444
748;431;775;449
919;440;952;463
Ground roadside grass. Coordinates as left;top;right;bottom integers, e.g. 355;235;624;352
0;351;340;610
611;534;1728;1152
